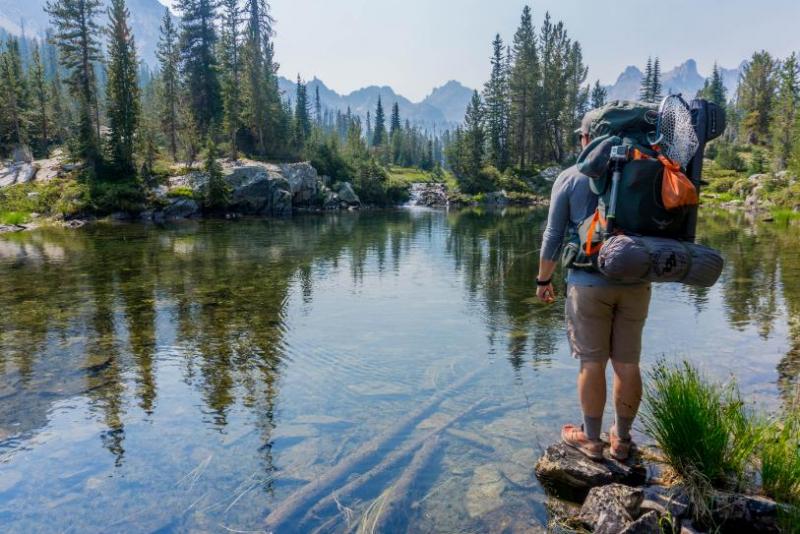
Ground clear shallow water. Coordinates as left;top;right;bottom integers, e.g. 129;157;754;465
0;208;797;533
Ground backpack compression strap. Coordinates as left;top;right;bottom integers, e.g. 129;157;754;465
584;208;608;256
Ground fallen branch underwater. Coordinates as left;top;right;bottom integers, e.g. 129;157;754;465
362;435;442;532
264;367;483;531
302;398;485;529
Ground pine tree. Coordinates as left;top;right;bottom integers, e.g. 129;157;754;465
242;0;276;155
220;0;243;159
483;34;509;170
177;0;222;137
0;38;30;148
46;0;103;166
202;133;231;211
651;57;662;103
563;40;588;158
372;95;386;146
770;53;799;170
463;90;484;176
508;5;538;169
157;9;180;160
738;50;778;145
105;0;140;175
699;62;727;106
640;57;653;102
365;110;372;147
590;80;607;109
389;101;401;136
293;75;310;150
314;85;322;125
29;44;50;153
389;101;401;163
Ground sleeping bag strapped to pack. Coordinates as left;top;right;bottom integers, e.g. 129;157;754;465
598;235;724;287
561;98;726;287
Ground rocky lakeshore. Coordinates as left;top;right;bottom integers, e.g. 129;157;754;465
535;442;782;533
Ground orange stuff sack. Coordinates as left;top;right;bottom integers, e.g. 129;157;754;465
658;155;698;210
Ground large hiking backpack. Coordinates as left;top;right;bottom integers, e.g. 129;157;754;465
561;98;727;286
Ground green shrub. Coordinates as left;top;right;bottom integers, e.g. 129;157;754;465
641;361;754;488
385;176;411;205
0;178;90;218
88;178;146;214
167;186;196;199
715;142;746;171
760;410;800;504
0;211;30;225
352;158;390;205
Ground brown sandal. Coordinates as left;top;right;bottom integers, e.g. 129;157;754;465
561;424;604;461
609;425;635;461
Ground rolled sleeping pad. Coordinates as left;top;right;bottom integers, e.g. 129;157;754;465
598;235;724;287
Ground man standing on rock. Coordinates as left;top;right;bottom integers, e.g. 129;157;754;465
534;112;651;462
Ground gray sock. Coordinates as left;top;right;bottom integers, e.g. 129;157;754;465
583;415;603;441
616;415;634;440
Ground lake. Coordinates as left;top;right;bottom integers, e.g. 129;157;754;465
0;208;797;533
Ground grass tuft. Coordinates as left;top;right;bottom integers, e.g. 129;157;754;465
0;211;30;225
759;399;800;532
641;361;750;486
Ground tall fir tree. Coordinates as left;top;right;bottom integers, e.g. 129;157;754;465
372;96;386;146
157;8;180;160
640;57;653;102
699;62;727;106
293;75;311;150
220;0;243;158
508;5;538;169
563;40;588;158
389;101;401;163
770;53;799;170
389;101;401;136
105;0;141;175
314;85;322;125
738;50;777;145
46;0;103;166
365;110;372;147
483;34;509;170
242;0;282;156
0;38;30;148
650;57;662;103
463;90;485;175
177;0;222;137
29;44;50;152
590;80;607;109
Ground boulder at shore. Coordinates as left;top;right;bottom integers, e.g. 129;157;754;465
535;442;646;501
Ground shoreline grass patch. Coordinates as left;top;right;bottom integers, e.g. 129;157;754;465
641;361;753;488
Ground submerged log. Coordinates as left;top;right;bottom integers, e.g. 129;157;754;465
301;399;484;527
535;442;647;502
264;368;482;530
367;435;441;531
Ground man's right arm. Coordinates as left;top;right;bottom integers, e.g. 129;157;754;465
537;175;571;303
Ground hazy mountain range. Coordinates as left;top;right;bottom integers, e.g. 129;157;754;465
605;59;744;102
277;77;473;130
0;0;170;67
0;0;745;128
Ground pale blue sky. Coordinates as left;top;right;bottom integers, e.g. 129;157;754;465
159;0;800;101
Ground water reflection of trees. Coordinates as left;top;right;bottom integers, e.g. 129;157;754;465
697;211;800;407
445;208;564;371
1;208;798;463
0;213;429;464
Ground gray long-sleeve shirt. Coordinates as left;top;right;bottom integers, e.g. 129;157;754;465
540;165;628;287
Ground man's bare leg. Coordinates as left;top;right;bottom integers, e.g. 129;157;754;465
579;360;607;441
611;360;642;440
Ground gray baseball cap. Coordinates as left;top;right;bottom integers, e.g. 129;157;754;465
575;109;598;135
